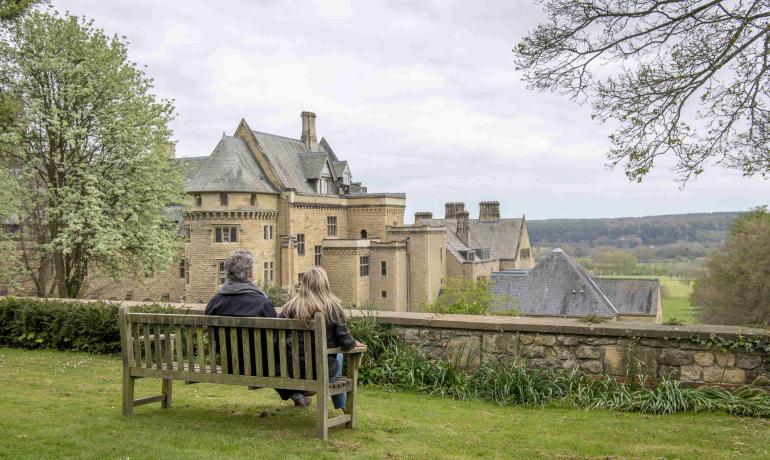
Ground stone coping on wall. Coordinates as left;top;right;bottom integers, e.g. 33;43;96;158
7;296;769;342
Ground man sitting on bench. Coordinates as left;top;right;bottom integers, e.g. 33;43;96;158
205;249;310;406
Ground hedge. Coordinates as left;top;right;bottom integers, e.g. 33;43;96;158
0;297;181;354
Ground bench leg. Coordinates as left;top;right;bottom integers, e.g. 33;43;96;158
316;392;328;440
345;355;361;429
161;378;172;409
122;373;135;416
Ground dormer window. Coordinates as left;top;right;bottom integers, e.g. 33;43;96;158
317;161;333;194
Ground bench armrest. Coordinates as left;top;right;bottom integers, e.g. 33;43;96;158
327;345;367;355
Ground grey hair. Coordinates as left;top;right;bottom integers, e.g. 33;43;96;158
224;250;254;282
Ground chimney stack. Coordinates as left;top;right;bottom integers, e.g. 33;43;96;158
479;201;500;222
444;202;465;219
457;211;470;244
414;211;433;224
300;111;318;150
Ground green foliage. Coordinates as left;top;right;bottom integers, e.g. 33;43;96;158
593;248;638;275
258;280;289;309
663;318;685;326
0;0;40;21
0;11;182;298
693;206;770;326
428;277;517;315
578;314;606;324
0;297;183;353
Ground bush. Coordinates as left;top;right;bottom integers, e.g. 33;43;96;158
0;297;182;354
428;277;518;315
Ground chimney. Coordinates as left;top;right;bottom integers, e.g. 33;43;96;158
457;211;469;245
479;201;500;222
414;211;433;224
444;202;465;219
300;111;318;150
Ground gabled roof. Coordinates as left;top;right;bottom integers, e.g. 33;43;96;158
419;218;488;261
332;160;349;178
421;217;524;260
250;131;317;194
187;136;278;194
319;137;338;161
492;249;618;317
594;278;660;315
299;153;335;180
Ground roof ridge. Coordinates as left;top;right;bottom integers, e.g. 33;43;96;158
251;130;303;143
555;250;618;315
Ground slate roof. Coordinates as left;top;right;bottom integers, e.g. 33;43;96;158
469;219;524;260
594;278;659;316
299;153;332;180
172;156;207;185
251;131;318;194
332;160;348;178
492;249;618;317
187;136;278;194
420;218;488;260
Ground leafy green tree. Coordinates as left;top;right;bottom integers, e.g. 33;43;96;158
0;11;182;298
0;0;40;21
692;206;770;326
429;277;517;315
594;248;638;275
515;1;770;183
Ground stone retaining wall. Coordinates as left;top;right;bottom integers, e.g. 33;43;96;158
17;298;770;387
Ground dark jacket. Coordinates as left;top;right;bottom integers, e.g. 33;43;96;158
205;281;276;317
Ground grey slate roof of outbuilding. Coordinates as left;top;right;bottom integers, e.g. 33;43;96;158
594;278;659;315
187;136;279;194
492;249;618;317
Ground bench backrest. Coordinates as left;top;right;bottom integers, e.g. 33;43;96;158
118;307;329;390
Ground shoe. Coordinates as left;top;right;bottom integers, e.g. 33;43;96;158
293;395;312;407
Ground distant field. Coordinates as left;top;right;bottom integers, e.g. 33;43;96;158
601;275;698;324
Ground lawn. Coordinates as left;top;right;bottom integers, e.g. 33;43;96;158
2;348;769;459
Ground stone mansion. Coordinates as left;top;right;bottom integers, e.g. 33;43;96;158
84;112;534;310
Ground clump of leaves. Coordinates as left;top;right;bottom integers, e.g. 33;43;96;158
664;318;685;326
579;314;606;324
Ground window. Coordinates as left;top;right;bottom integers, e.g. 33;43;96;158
381;260;387;276
263;225;274;240
359;256;369;277
381;290;387;299
184;225;191;241
297;233;305;256
360;229;367;239
214;226;238;243
250;193;257;206
318;178;329;194
161;293;170;302
219;193;228;206
194;194;202;207
179;259;186;279
327;216;337;237
218;261;226;285
263;261;274;283
314;245;322;266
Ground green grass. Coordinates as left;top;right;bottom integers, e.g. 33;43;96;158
2;348;769;459
601;275;698;323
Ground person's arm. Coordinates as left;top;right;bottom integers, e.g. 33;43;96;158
333;320;357;351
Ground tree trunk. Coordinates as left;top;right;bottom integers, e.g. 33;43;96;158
53;250;68;298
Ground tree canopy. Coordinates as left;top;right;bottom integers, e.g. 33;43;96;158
0;11;182;298
514;0;770;183
692;206;770;326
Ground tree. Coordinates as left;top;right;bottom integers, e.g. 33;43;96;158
429;277;518;315
0;0;40;21
692;206;770;326
514;1;770;183
0;11;182;298
594;247;638;275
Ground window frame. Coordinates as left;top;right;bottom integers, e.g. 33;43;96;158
263;224;274;240
381;260;387;276
314;245;322;266
327;216;337;237
263;261;274;283
359;255;369;277
217;260;227;285
214;225;238;243
296;233;305;256
219;192;228;206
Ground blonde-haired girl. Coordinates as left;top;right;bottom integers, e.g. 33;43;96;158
281;267;363;409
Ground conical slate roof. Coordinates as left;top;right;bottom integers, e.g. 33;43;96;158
187;136;278;194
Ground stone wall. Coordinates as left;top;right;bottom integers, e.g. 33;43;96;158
365;312;770;387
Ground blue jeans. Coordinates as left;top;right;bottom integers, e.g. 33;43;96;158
331;353;346;410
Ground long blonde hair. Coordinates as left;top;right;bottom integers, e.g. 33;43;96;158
283;267;345;323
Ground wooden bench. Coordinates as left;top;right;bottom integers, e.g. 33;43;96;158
118;306;366;439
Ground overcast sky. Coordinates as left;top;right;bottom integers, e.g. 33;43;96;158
54;0;768;220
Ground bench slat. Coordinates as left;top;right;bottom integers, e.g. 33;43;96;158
164;327;173;368
303;331;313;380
197;327;206;374
208;327;217;375
186;327;195;373
266;330;275;377
130;365;320;391
253;329;263;377
153;325;162;370
242;327;251;376
126;313;314;330
131;323;141;368
279;330;288;378
291;330;300;379
219;327;229;374
143;324;152;368
229;327;240;375
175;326;184;371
